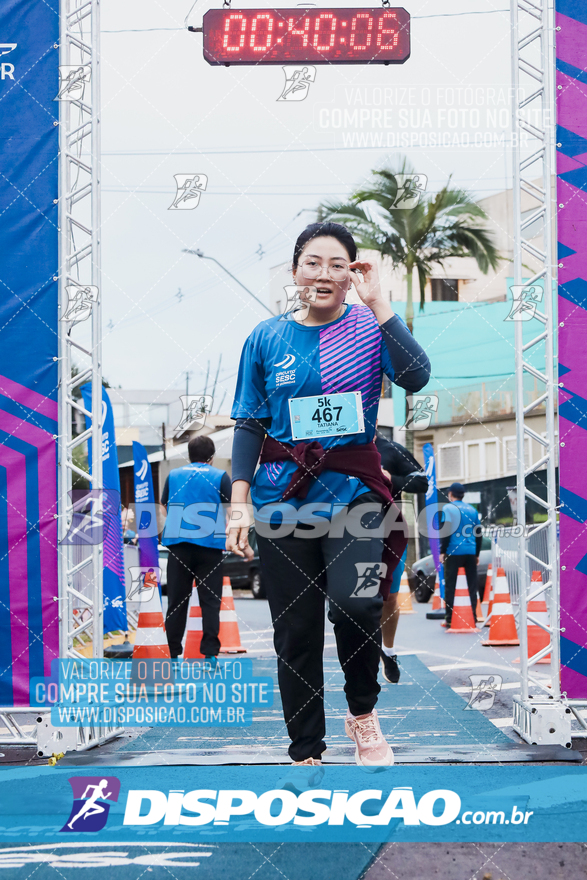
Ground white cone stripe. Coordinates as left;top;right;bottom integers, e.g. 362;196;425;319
220;610;238;622
491;602;514;614
222;585;233;596
187;618;203;631
134;628;168;645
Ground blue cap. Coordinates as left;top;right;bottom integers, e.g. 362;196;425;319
448;482;465;496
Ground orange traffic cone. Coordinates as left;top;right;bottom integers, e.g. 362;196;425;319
482;563;493;604
183;584;204;659
218;577;246;654
431;574;444;611
482;567;519;646
426;573;446;620
483;569;496;627
397;570;415;614
516;571;551;664
132;574;170;659
476;597;483;622
447;568;478;632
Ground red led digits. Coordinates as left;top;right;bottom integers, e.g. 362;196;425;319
377;12;399;47
350;13;373;50
202;8;410;65
287;15;310;47
223;13;246;52
250;13;274;51
313;14;337;51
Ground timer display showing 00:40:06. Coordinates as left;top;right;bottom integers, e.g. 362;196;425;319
202;7;411;65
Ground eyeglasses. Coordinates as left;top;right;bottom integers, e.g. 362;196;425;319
299;259;350;281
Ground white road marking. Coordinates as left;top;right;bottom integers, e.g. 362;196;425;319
452;682;521;693
491;717;514;727
429;661;516;671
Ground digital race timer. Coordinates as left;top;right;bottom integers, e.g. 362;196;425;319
202;7;410;66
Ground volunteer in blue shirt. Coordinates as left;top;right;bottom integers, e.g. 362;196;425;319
440;482;483;627
227;222;430;767
161;435;231;659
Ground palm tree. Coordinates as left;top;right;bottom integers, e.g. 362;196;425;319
317;158;500;332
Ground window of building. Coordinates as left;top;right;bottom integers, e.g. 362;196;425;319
465;438;500;479
431;278;459;301
504;436;530;473
438;443;463;479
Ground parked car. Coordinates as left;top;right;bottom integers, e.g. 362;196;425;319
410;536;493;603
158;530;264;599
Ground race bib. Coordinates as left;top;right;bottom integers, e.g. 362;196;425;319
288;392;365;440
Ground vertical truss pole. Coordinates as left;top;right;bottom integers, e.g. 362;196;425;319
58;0;103;661
511;0;567;745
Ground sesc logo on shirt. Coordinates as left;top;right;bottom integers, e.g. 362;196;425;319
274;353;296;387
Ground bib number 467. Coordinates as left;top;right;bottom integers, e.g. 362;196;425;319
312;397;342;423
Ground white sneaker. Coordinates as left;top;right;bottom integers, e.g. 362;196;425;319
345;709;394;767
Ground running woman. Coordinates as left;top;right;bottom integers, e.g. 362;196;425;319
227;222;430;766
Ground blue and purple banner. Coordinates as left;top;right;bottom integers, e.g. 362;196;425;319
132;440;159;574
556;0;587;698
422;443;445;598
81;385;127;634
0;0;60;704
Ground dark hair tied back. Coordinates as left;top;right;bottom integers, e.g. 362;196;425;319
292;222;357;270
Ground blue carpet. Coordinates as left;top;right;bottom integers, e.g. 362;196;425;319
120;654;511;756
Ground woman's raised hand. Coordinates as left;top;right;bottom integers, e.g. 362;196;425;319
348;260;394;325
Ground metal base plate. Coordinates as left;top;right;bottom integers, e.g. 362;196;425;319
58;742;582;766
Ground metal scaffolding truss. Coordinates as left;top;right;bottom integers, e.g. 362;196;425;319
42;0;120;754
57;0;104;662
0;0;122;754
510;0;573;746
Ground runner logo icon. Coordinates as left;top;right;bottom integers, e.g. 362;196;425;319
465;674;503;710
61;777;121;833
351;562;387;598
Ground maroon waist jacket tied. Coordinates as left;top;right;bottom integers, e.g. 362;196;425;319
259;435;408;599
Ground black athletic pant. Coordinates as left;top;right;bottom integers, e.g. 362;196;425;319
165;542;224;657
256;492;385;762
444;554;478;626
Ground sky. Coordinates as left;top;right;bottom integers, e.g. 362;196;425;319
98;0;516;412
